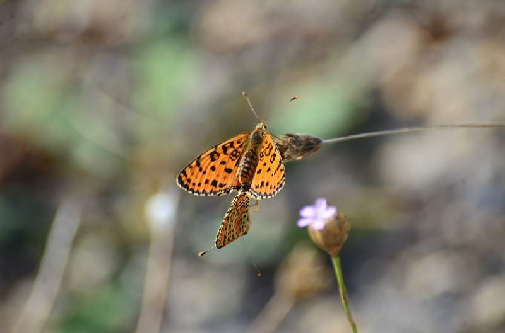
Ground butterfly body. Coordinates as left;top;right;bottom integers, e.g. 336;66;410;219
237;122;267;192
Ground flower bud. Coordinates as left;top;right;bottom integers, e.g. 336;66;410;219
308;212;350;257
297;198;350;257
274;133;323;162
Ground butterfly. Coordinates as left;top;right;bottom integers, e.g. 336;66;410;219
198;191;252;256
216;192;251;248
177;93;287;251
179;119;285;252
176;120;286;199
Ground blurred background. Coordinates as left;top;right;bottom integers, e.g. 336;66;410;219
1;0;505;332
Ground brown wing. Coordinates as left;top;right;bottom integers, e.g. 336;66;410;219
249;132;286;199
216;192;251;249
177;133;249;196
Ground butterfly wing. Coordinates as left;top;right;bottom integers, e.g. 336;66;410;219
177;133;249;196
216;192;251;249
249;132;286;199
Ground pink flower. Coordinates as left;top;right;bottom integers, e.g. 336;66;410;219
297;198;337;231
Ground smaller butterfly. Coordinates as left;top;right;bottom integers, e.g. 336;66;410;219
199;191;251;256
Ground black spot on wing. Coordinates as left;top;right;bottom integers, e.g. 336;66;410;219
210;151;220;161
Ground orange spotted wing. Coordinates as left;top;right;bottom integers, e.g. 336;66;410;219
249;132;286;199
216;192;251;248
177;133;249;196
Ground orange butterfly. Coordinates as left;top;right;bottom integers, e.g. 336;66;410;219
177;91;286;199
176;120;285;199
197;192;252;256
218;192;251;247
177;92;286;250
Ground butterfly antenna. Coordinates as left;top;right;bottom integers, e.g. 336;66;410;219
251;254;262;277
241;238;262;276
198;245;216;257
242;91;261;122
268;95;301;126
276;95;300;113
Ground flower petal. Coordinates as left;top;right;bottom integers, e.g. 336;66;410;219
323;206;337;219
297;218;313;228
315;198;327;215
311;219;326;230
299;206;316;218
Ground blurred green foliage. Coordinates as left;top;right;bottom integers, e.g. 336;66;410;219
56;281;138;333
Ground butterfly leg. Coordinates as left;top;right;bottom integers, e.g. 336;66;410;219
198;244;216;256
250;198;260;211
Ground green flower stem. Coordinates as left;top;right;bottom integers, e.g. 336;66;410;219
331;255;359;333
